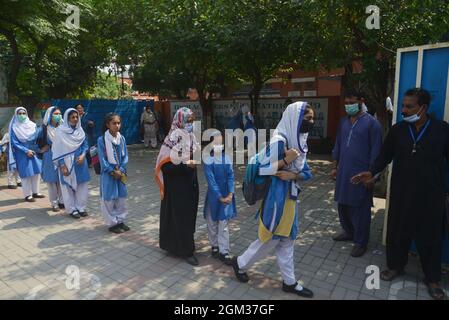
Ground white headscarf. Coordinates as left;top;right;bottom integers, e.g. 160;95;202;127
263;102;309;198
8;107;37;170
271;101;308;171
52;108;86;190
104;130;125;165
42;106;62;143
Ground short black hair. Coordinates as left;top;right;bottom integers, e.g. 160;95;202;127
405;88;431;107
344;88;364;100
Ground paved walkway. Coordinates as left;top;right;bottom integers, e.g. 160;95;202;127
0;145;447;300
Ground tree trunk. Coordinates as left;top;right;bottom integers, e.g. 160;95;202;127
197;87;210;129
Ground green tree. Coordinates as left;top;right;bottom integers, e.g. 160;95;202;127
0;0;110;114
297;0;449;122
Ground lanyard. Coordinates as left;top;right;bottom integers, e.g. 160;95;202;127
408;119;430;155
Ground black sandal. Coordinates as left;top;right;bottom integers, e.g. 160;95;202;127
380;269;405;281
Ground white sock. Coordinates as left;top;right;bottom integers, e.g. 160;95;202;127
295;283;304;291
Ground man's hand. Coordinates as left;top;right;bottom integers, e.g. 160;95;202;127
275;171;297;181
351;171;373;185
284;148;299;164
26;150;35;158
76;154;85;165
61;165;69;177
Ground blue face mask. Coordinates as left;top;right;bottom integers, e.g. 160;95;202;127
345;103;360;116
184;123;193;133
402;107;423;123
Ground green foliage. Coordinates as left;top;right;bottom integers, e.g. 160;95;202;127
1;0;448;118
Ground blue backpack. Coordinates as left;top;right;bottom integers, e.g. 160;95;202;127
242;152;271;206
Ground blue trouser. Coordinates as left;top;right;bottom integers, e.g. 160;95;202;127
337;197;372;247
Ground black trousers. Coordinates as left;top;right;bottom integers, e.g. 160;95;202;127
387;237;442;283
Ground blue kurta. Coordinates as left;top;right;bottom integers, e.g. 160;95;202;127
10;128;42;178
332;113;382;207
39;127;59;183
98;135;128;201
58;138;90;184
203;153;237;221
258;140;312;240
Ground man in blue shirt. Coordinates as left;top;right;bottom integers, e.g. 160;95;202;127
331;89;383;257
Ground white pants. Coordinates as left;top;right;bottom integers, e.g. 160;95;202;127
237;238;296;285
47;182;64;207
7;169;21;186
100;198;128;226
60;182;89;214
21;174;40;198
206;212;230;254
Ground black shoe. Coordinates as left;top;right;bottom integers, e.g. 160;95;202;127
8;185;17;189
32;193;45;199
211;247;219;258
25;196;35;202
118;222;130;231
350;245;367;258
109;224;124;234
185;255;199;266
58;203;65;209
332;233;353;242
52;205;60;212
71;211;81;219
231;257;249;283
219;253;233;266
282;282;314;298
17;182;22;187
79;211;88;217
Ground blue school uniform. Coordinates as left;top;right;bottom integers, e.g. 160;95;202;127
10;128;42;178
203;152;237;221
257;140;312;241
58;138;90;185
39;127;59;183
97;135;128;201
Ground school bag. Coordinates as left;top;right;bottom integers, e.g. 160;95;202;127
242;152;271;206
90;136;105;175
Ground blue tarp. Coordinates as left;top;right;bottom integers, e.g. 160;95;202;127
48;99;154;145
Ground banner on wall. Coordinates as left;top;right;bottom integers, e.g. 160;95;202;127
169;101;203;121
212;98;329;139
